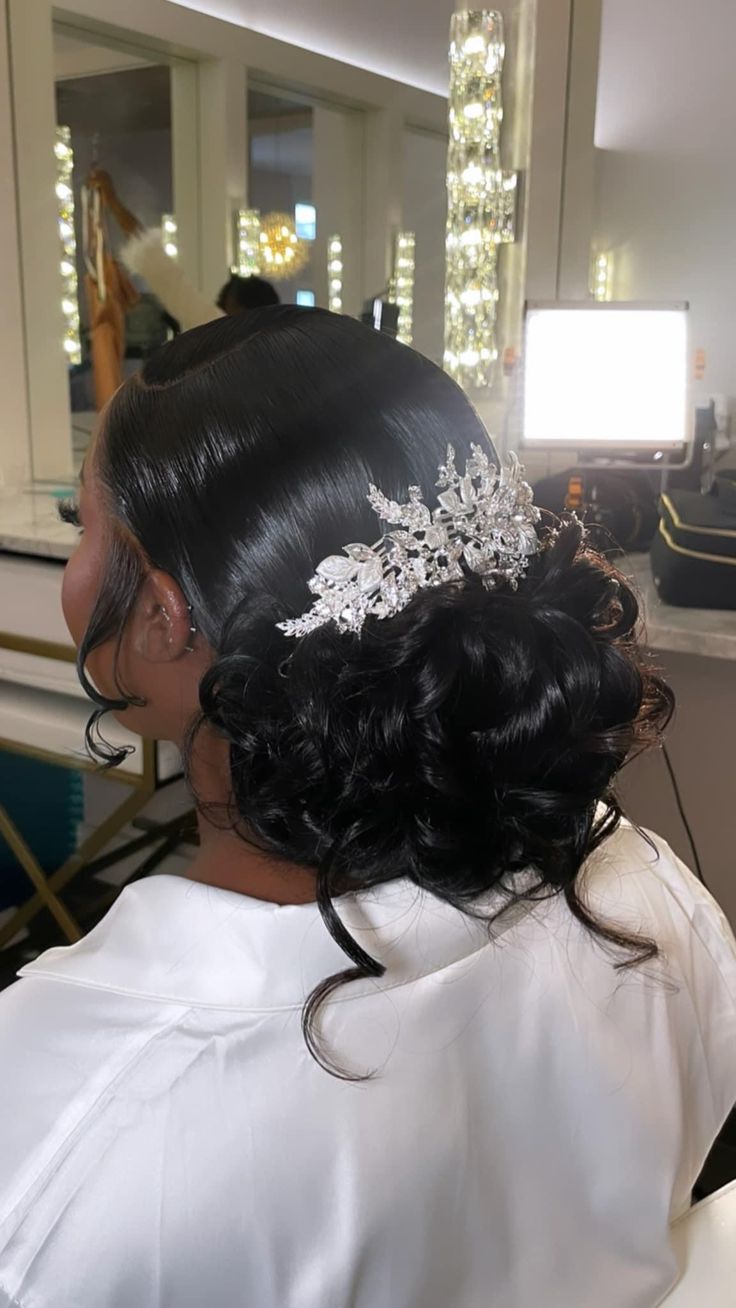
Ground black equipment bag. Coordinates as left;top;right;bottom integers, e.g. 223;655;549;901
650;473;736;609
532;468;659;552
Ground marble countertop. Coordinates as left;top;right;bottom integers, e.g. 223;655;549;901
2;494;735;660
621;554;736;661
0;487;78;561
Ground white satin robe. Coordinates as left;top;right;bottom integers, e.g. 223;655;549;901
0;821;734;1308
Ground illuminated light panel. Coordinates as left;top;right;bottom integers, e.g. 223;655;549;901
327;235;343;312
392;231;416;345
161;214;178;259
235;208;262;276
444;10;517;391
523;306;689;450
55;126;81;366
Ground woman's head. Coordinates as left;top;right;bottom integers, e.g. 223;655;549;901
64;307;496;746
63;306;672;1068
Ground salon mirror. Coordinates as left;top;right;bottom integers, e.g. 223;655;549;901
53;24;176;473
9;2;450;487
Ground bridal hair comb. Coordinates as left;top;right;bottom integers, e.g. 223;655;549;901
277;445;540;639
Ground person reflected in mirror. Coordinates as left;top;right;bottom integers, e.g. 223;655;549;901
89;169;280;333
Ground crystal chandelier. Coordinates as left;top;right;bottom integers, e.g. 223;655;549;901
258;212;309;280
444;10;517;390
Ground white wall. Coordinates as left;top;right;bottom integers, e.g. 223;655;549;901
595;149;736;404
594;0;736;405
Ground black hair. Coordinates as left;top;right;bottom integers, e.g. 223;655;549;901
215;274;280;313
79;306;673;1076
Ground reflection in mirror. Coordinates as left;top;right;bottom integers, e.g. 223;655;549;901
53;26;175;470
247;87;314;307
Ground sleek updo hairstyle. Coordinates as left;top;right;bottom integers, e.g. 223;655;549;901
81;307;673;1074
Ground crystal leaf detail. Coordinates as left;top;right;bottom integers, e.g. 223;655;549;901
277;445;540;638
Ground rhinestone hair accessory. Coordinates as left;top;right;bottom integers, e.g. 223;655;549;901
277;446;540;639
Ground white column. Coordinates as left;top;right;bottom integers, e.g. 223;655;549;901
362;107;404;302
171;59;201;289
8;0;72;483
557;0;603;298
522;0;573;301
196;58;248;300
312;104;364;316
0;0;30;486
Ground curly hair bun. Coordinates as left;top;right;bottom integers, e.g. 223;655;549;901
199;520;672;906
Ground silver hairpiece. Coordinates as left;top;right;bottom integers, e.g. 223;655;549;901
277;446;540;639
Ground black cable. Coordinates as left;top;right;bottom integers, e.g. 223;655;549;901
661;743;706;887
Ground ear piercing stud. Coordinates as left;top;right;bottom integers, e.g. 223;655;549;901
185;604;198;654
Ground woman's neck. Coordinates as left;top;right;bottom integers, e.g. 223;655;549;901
184;729;317;905
188;826;318;904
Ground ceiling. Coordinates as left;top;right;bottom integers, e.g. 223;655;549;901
53;29;152;80
165;0;457;95
596;0;736;152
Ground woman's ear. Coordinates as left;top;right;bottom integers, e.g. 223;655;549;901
130;570;193;663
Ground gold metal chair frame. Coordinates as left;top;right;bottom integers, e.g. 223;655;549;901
0;629;164;950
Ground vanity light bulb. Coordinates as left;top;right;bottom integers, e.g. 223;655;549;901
55;126;81;366
459;348;480;367
461;164;483;186
160;216;178;260
591;250;612;301
392;231;415;345
235;209;262;276
327;235;343;312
